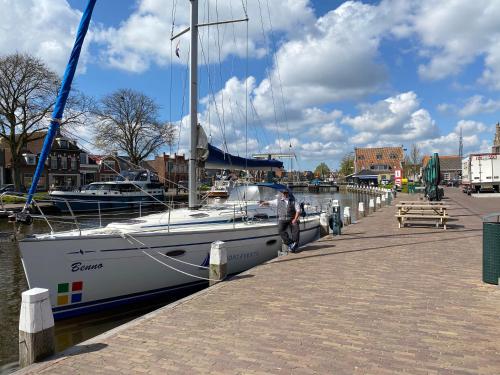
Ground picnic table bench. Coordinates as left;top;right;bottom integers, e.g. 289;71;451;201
399;200;445;205
396;203;449;230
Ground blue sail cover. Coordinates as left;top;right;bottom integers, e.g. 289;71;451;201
24;0;97;209
205;144;283;171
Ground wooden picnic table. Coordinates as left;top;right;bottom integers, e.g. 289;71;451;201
396;204;449;215
399;201;444;206
395;203;449;230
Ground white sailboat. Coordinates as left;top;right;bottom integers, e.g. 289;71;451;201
17;0;324;319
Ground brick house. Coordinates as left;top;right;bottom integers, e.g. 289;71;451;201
0;133;82;191
354;146;404;185
422;155;461;182
144;153;188;189
92;155;122;182
79;151;99;185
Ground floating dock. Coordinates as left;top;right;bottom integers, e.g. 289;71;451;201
17;188;500;374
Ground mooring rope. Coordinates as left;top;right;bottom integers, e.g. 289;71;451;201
124;232;209;269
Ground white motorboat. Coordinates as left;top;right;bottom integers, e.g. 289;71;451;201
206;179;234;198
49;170;165;212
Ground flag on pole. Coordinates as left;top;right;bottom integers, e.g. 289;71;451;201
175;41;180;58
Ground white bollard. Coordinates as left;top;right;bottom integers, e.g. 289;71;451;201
381;194;386;206
376;196;381;208
369;198;375;213
343;206;351;225
320;212;330;237
358;201;365;217
19;288;55;368
209;241;227;286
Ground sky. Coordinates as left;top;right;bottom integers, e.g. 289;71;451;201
1;0;499;171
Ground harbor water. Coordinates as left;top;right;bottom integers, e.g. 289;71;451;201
0;190;373;373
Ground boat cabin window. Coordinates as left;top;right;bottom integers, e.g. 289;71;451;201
87;184;112;191
135;171;149;181
119;184;140;192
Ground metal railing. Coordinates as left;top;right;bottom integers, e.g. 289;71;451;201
1;191;326;237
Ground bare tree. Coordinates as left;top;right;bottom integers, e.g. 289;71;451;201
0;53;90;189
93;89;176;165
404;143;422;180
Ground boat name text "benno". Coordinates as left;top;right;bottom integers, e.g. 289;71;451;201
71;262;103;272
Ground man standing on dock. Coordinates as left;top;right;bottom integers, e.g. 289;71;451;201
277;190;301;253
259;189;301;252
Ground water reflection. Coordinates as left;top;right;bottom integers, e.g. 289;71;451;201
0;190;371;373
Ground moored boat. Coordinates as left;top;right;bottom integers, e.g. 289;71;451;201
49;170;164;212
206;179;234;198
20;184;321;318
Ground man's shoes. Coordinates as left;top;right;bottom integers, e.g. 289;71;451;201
288;242;296;252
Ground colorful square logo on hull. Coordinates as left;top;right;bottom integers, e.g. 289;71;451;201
57;281;83;306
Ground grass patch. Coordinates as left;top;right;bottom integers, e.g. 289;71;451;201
1;192;49;204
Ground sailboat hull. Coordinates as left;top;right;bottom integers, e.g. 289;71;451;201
19;218;320;319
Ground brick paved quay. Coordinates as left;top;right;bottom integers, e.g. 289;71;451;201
18;188;500;374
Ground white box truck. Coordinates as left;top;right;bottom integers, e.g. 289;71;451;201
462;153;500;193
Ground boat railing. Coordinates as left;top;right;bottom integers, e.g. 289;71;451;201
1;192;187;234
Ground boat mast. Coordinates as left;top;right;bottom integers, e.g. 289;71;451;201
171;1;248;209
189;0;199;209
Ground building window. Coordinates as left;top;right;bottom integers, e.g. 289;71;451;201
59;139;68;149
24;154;36;165
71;158;77;171
357;155;365;160
61;157;67;170
80;153;88;165
376;154;382;160
51;157;58;169
24;173;33;186
389;153;397;159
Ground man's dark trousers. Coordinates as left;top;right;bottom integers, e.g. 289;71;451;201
278;220;300;249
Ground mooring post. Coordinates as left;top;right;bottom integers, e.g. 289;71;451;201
209;241;227;286
358;201;365;217
369;198;375;214
343;206;351;225
19;288;55;368
320;212;330;237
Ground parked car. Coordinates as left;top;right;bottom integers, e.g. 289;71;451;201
177;180;189;192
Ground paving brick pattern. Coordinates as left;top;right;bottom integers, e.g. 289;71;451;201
18;188;500;374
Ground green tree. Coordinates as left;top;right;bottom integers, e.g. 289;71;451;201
338;153;354;177
314;162;330;179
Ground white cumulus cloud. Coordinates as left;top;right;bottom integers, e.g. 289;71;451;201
0;0;90;74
